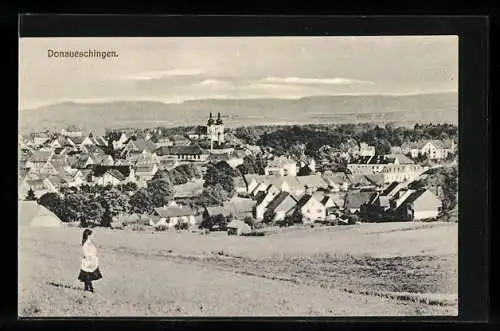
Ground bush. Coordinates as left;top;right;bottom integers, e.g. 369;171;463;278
174;222;189;230
253;222;266;229
242;231;265;237
131;223;146;232
155;224;168;232
110;221;124;229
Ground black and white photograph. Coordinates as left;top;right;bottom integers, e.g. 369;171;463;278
18;35;459;317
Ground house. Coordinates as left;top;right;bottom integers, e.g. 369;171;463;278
262;191;298;223
151;206;196;228
61;127;83;137
81;144;107;156
294;195;326;224
26;150;53;173
227;220;251;236
94;168;127;186
344;190;374;213
134;164;159;188
322;171;350;192
254;185;281;220
245;174;305;197
264;156;297;176
31;132;51;146
394;189;442;221
296;174;329;192
222;196;256;219
359;142;376;157
121;139;157;158
420;140;456;160
132;151;160;166
380;164;423;184
208;150;246;169
156;145;209;163
112;132;130;150
347;174;378;190
340;139;360;156
398;140;456;160
169;135;191;146
151;135;174;148
66;136;86;147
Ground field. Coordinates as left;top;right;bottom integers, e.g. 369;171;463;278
19;221;458;317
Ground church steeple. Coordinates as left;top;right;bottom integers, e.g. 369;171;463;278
207;112;214;126
215;112;223;125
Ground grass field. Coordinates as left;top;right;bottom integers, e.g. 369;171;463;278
19;221;458;317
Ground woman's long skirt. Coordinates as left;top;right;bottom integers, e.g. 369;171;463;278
78;268;103;282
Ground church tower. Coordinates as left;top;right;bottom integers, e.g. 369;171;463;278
207;112;224;146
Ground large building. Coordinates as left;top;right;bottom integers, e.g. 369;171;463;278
207;112;225;145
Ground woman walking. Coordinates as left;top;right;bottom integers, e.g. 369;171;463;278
78;229;102;293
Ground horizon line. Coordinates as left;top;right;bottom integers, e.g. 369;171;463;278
20;90;458;111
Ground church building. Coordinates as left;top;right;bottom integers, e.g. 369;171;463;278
206;112;225;145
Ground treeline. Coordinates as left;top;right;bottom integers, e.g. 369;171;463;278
229;123;458;158
36;164;203;226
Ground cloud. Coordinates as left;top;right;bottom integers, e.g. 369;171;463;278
196;79;231;86
259;77;374;85
116;68;204;81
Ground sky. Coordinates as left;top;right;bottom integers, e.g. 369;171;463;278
19;36;458;110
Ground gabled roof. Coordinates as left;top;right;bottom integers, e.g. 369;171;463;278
156;144;206;156
296;174;328;188
427;139;455;149
322;171;349;185
129;139;156;153
295;194;316;211
154;206;195;218
364;174;385;186
347;174;374;187
385;153;414;165
67;136;85;145
204;206;228;217
223;197;256;216
25;178;47;190
29;150;52;163
93;165;131;178
46;174;68;188
106;169;126;181
265;191;297;214
344;190;374;209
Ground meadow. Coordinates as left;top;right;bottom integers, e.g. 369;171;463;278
18;221;458;317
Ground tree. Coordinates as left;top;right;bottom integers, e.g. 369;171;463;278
198;184;230;206
374;139;392;155
129;188;154;214
146;176;174;208
203;163;235;194
98;188;130;227
83;201;105;226
243;216;257;228
25;188;37;201
61;192;88;223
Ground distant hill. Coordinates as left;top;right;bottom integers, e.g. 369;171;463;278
19;92;458;135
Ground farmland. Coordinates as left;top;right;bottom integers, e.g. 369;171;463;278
19;221;458;317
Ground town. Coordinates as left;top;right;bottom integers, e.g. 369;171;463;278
18;113;458;234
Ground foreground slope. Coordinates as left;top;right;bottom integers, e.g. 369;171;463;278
19;222;458;317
